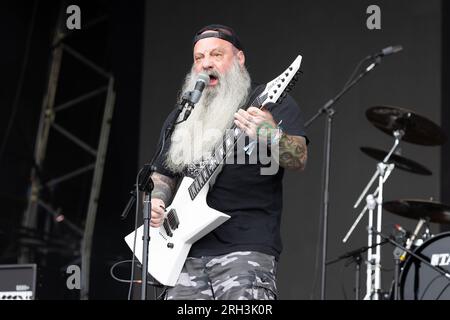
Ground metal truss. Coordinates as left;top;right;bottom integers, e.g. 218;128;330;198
20;2;115;300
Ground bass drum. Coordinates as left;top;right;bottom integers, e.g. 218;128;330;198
400;232;450;300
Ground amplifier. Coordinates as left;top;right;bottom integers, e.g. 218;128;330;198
0;264;36;300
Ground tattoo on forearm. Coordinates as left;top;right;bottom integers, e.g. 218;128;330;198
151;172;177;204
278;134;307;170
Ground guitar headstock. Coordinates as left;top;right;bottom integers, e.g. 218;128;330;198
259;55;302;106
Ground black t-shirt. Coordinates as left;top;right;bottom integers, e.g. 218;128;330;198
153;87;308;260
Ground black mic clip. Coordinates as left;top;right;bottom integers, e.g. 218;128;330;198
179;91;195;121
180;90;193;106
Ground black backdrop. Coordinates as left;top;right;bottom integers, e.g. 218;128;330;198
140;0;444;299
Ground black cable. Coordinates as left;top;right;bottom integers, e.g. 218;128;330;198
110;259;164;287
110;260;141;284
340;258;350;300
156;288;167;300
0;0;38;167
342;55;372;89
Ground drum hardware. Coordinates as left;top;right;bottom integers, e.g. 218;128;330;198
383;200;450;299
370;228;450;300
399;232;450;299
343;105;448;300
326;240;389;300
344;132;400;300
400;218;427;262
392;246;403;300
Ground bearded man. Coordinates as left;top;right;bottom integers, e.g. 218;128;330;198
150;24;308;300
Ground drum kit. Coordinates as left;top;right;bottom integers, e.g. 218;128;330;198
342;105;450;300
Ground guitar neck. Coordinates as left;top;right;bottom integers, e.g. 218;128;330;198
187;90;265;200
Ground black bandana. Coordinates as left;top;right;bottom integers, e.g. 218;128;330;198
193;24;244;51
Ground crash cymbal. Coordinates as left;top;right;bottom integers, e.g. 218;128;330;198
360;147;432;175
383;199;450;224
366;106;447;146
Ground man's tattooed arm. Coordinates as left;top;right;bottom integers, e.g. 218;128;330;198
151;172;178;204
277;134;308;171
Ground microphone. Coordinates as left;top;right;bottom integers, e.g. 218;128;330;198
364;45;403;72
392;224;409;247
369;45;403;58
400;218;426;261
182;73;210;121
189;73;210;104
377;45;403;57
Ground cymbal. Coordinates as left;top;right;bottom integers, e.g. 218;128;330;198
383;199;450;224
360;147;432;175
366;106;447;146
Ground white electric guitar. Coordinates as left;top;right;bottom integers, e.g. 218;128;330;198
125;55;303;286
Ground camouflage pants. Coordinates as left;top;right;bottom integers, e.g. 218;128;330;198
164;251;278;300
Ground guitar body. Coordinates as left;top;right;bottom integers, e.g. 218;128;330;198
124;177;230;286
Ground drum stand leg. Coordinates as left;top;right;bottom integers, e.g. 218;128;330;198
343;131;402;300
364;194;377;300
363;163;395;300
393;247;403;300
355;254;362;300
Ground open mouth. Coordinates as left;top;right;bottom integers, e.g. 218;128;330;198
208;74;219;86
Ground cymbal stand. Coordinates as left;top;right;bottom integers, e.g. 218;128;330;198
343;130;404;242
343;130;404;300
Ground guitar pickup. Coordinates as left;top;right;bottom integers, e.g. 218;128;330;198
167;209;179;230
163;219;173;237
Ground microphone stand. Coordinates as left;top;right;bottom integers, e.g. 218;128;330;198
326;239;388;300
120;95;195;300
305;56;381;300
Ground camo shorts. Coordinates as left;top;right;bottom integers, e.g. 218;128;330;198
163;251;278;300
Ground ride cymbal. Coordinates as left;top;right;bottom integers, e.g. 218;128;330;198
366;106;447;146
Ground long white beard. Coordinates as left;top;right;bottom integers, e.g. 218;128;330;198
165;59;251;174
